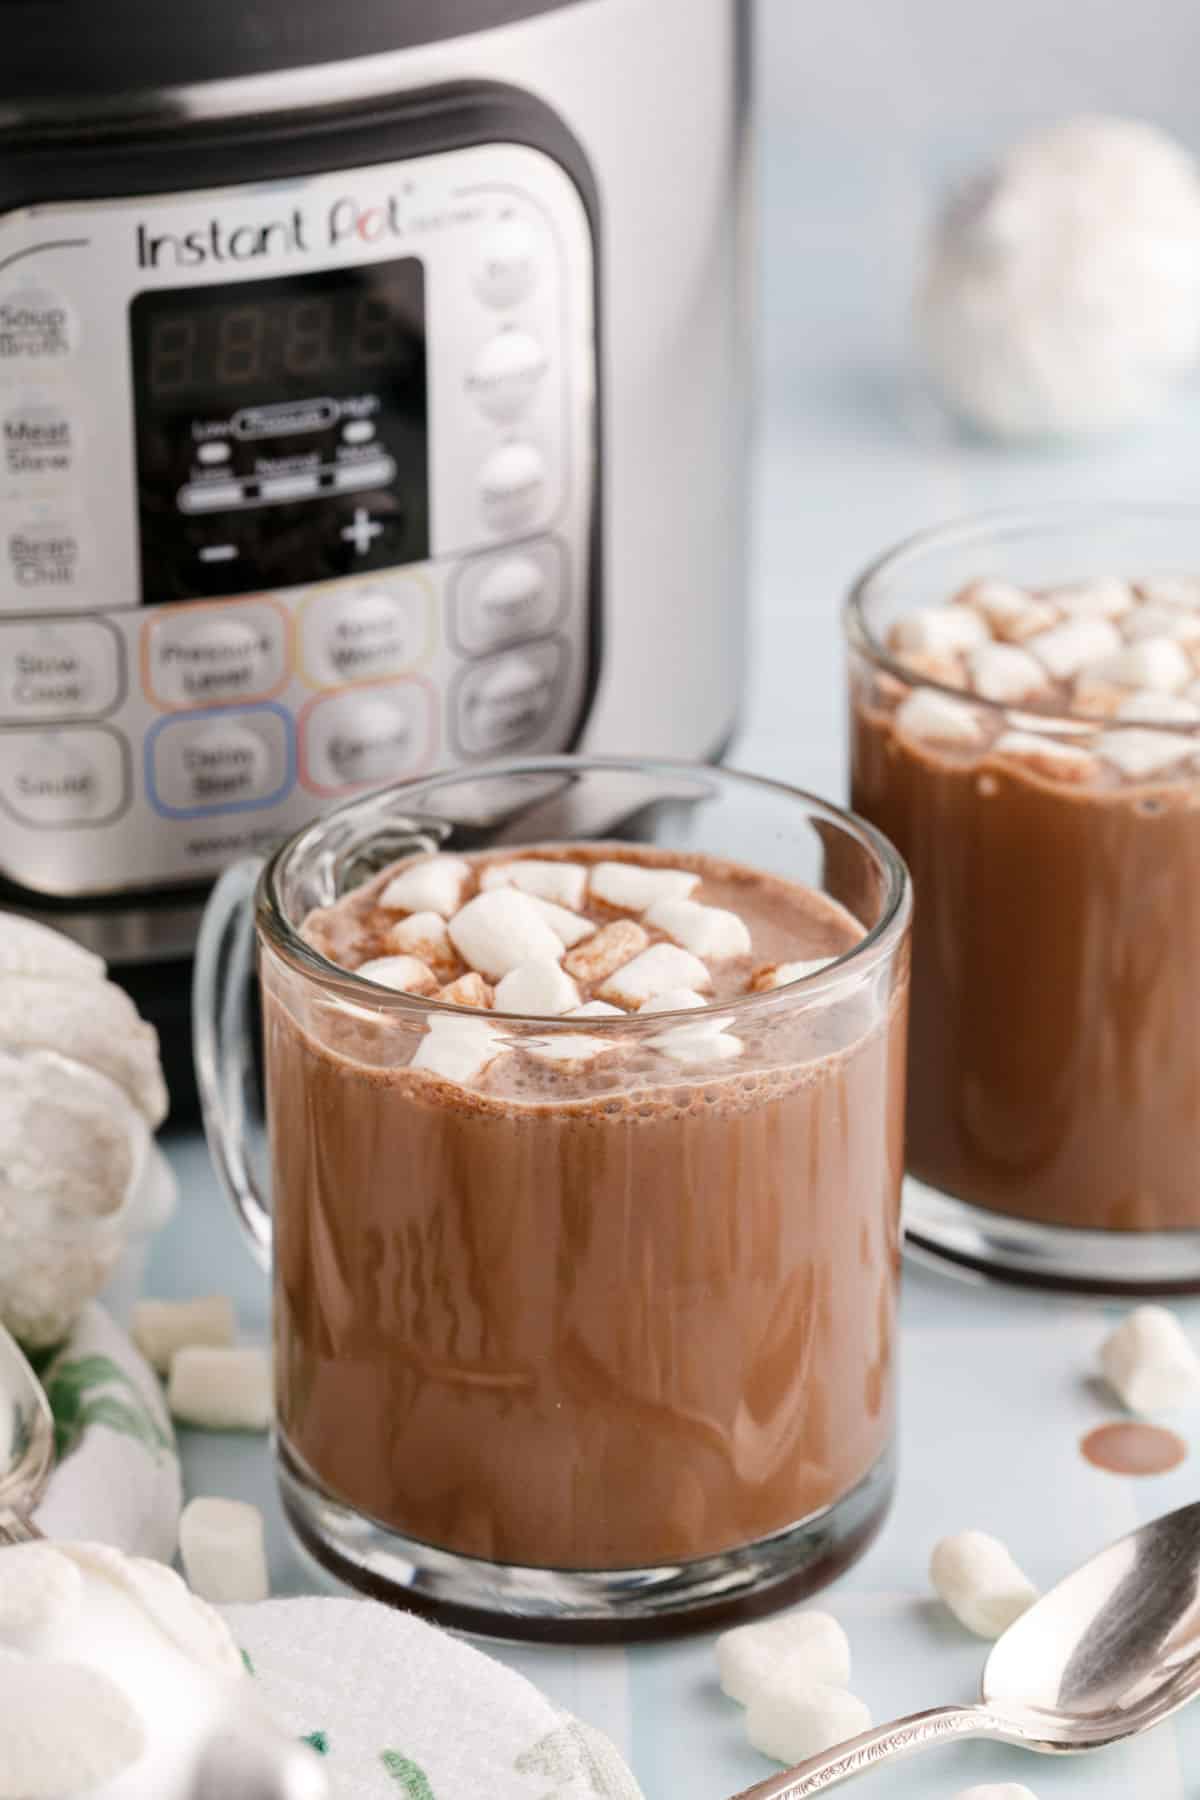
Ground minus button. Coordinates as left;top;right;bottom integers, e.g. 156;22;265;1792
199;544;238;564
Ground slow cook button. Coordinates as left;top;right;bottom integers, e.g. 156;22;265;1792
479;443;547;531
452;540;564;654
302;684;432;794
474;216;539;309
302;581;428;687
0;618;120;720
0;727;127;828
454;640;565;756
149;708;291;816
466;331;548;422
145;604;286;707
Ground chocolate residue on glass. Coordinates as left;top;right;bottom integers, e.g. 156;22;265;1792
1081;1422;1187;1476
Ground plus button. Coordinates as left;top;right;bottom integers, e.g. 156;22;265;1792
341;508;384;556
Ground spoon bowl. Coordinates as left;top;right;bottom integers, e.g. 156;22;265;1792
0;1320;55;1544
733;1500;1200;1797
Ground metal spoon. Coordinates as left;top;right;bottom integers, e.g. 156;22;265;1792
733;1499;1200;1797
0;1319;54;1545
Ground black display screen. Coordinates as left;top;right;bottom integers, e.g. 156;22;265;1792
130;259;428;602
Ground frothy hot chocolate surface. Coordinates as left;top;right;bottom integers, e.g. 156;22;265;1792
266;844;907;1573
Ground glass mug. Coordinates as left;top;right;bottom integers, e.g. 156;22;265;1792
847;504;1200;1294
195;755;911;1639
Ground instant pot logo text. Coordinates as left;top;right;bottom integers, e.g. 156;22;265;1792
136;197;408;268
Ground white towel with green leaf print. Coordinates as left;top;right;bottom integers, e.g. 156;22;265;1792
30;1301;182;1560
226;1598;644;1800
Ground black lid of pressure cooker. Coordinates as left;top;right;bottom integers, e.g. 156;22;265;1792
1;0;584;103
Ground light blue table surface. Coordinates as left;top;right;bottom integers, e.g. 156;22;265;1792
145;75;1200;1800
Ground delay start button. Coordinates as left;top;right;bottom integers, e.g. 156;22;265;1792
144;602;287;708
148;706;292;817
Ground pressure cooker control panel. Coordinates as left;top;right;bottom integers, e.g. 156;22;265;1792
0;142;596;897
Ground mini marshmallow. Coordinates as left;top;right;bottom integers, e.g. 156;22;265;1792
588;862;700;914
480;858;589;911
901;650;969;690
0;1659;146;1797
1098;728;1193;779
412;1015;503;1083
0;1543;83;1651
991;731;1098;784
570;1000;625;1017
167;1345;272;1433
930;1530;1038;1638
716;1610;851;1706
953;1788;1040;1800
1139;574;1200;610
525;893;596;948
131;1295;236;1376
384;911;458;977
1027;617;1122;680
648;1019;742;1065
180;1496;270;1605
355;954;439;996
645;897;752;960
564;919;649;984
637;988;709;1013
890;605;990;656
1048;577;1134;619
448;889;565;980
1121;605;1200;646
1100;1305;1200;1413
377;854;470;919
751;958;836;990
967;643;1049;704
894;688;984;748
1114;690;1200;725
493;959;581;1016
437;972;494;1009
523;1032;615;1068
1091;637;1193;693
597;943;712;1009
745;1682;872;1767
958;580;1057;643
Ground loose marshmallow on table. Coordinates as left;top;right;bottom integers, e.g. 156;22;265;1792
448;889;565;980
1098;728;1194;779
1027;617;1122;680
132;1296;236;1376
377;854;470;919
648;1019;742;1065
493;959;580;1016
716;1610;852;1706
644;897;752;960
991;732;1098;784
597;942;712;1009
525;893;596;948
930;1531;1038;1638
967;643;1049;705
1114;689;1200;725
437;972;493;1009
413;1014;503;1082
384;911;458;977
890;605;990;656
355;954;439;995
894;688;984;748
745;1683;872;1766
480;858;589;911
752;958;836;990
563;918;649;985
180;1497;269;1605
167;1345;272;1433
637;988;709;1013
1100;1305;1200;1413
588;862;700;914
957;580;1056;643
1048;577;1135;619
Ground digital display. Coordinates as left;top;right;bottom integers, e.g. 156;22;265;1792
130;260;428;602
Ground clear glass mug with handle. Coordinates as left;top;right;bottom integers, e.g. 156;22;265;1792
194;754;911;1640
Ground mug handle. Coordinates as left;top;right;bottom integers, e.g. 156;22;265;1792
193;857;272;1270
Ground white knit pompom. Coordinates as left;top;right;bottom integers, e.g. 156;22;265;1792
919;116;1200;439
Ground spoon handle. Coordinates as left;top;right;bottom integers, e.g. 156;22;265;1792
729;1704;1000;1798
0;1508;40;1546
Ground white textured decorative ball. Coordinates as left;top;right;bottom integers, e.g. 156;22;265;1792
918;116;1200;439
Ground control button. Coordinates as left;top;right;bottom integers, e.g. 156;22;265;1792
479;443;547;532
0;285;77;365
453;639;566;757
5;514;84;595
144;602;287;709
3;397;76;481
301;579;429;687
301;681;434;795
466;331;548;423
451;539;565;655
340;507;385;556
0;619;121;721
148;707;291;817
475;217;539;308
196;441;231;466
0;727;127;828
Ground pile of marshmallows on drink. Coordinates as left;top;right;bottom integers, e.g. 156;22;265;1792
714;1302;1198;1789
887;572;1200;780
328;854;838;1081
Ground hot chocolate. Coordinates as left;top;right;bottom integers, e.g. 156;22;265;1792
265;843;908;1575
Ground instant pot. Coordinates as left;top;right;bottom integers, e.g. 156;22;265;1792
0;0;750;1105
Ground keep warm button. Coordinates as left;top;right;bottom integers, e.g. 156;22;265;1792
148;705;292;818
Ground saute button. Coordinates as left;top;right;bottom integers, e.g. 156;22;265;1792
149;709;290;816
474;217;539;309
0;619;120;721
0;727;126;827
466;331;548;422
